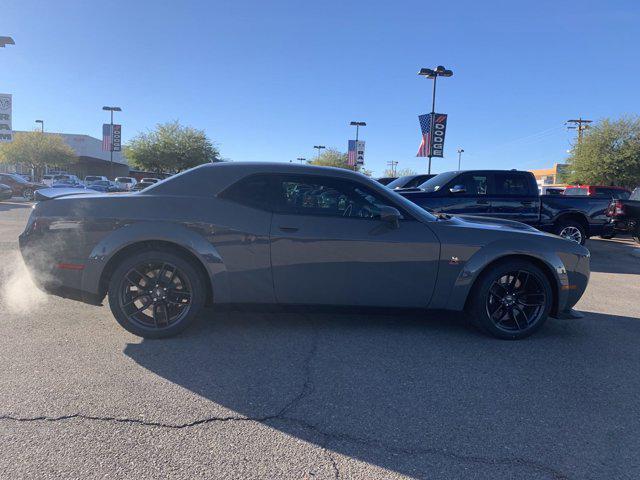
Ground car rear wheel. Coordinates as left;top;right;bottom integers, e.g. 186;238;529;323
555;220;586;245
467;259;553;340
22;188;34;201
107;250;206;338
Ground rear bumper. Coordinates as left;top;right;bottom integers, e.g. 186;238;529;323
18;233;103;306
608;217;638;234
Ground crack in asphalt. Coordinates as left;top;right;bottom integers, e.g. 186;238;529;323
0;321;567;480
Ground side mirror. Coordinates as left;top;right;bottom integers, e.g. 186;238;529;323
379;206;402;229
449;185;466;194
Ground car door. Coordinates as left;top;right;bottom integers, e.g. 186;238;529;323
269;174;440;308
489;172;540;224
436;171;492;217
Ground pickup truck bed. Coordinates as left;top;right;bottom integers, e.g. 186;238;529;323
399;169;615;244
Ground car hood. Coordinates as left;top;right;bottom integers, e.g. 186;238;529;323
446;214;542;234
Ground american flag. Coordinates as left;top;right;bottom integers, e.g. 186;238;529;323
102;123;112;152
347;140;356;166
416;114;432;157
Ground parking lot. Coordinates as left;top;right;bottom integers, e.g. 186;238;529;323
1;201;639;480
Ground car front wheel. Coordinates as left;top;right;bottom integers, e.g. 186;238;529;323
22;188;34;201
107;249;206;338
467;259;553;340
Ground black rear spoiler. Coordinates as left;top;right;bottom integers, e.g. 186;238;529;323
34;187;95;202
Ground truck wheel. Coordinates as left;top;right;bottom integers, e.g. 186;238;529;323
467;259;553;340
599;233;615;240
555;220;586;245
107;249;206;338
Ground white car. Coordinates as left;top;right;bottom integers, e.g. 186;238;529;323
84;175;108;185
42;174;55;187
115;177;138;191
141;177;160;184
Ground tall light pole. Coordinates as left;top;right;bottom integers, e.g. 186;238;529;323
35;120;44;133
457;148;464;171
296;157;307;164
349;121;366;171
418;65;453;174
102;106;121;179
313;145;325;159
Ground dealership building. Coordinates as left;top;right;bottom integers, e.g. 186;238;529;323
1;131;130;179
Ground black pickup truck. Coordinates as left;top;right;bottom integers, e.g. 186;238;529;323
398;169;615;244
605;187;640;243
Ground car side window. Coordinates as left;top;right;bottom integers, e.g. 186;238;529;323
450;173;488;195
219;174;272;210
494;173;530;195
275;176;400;219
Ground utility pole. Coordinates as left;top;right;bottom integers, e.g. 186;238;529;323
386;160;398;176
566;118;592;144
457;148;464;171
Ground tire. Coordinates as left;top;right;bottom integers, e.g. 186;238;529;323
107;249;206;338
22;188;34;201
466;259;553;340
555;219;586;245
599;234;615;239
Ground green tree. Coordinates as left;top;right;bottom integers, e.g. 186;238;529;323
125;121;220;173
308;148;367;172
0;131;76;177
567;116;640;187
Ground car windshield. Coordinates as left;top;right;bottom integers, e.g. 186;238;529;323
93;181;109;186
386;176;415;189
564;187;588;196
117;178;133;183
5;173;28;184
417;171;459;192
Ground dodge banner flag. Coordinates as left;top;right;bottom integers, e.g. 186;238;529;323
112;124;122;151
0;94;13;143
417;113;447;158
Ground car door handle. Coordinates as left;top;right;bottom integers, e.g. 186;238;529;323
278;226;299;232
476;199;489;205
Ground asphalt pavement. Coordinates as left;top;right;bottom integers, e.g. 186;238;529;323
1;202;639;479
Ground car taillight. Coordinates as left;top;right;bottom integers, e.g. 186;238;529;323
608;200;625;217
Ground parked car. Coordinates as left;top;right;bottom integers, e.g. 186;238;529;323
20;162;589;340
141;177;160;184
52;174;83;187
0;173;45;200
0;183;12;200
564;184;631;199
398;169;618;245
132;181;155;191
115;176;138;191
84;175;108;185
42;175;55;187
385;174;435;191
87;180;122;193
376;176;397;185
606;187;640;243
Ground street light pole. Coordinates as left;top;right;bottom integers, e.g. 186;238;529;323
349;121;366;171
457;148;464;171
35;120;44;133
313;145;325;159
418;65;453;174
102;106;122;179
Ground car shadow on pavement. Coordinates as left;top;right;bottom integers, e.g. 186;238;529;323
123;307;639;478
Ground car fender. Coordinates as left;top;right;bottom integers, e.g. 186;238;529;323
81;220;230;302
445;237;571;313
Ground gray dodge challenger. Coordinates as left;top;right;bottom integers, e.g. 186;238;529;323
19;162;590;339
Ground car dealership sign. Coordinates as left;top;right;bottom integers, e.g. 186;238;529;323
0;94;12;143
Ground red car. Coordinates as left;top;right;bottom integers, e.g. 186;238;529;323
0;173;45;200
563;184;631;199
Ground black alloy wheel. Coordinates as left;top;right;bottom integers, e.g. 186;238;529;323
467;259;553;339
485;270;546;333
108;250;206;338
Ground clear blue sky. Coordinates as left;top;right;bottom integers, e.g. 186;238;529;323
2;0;638;176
